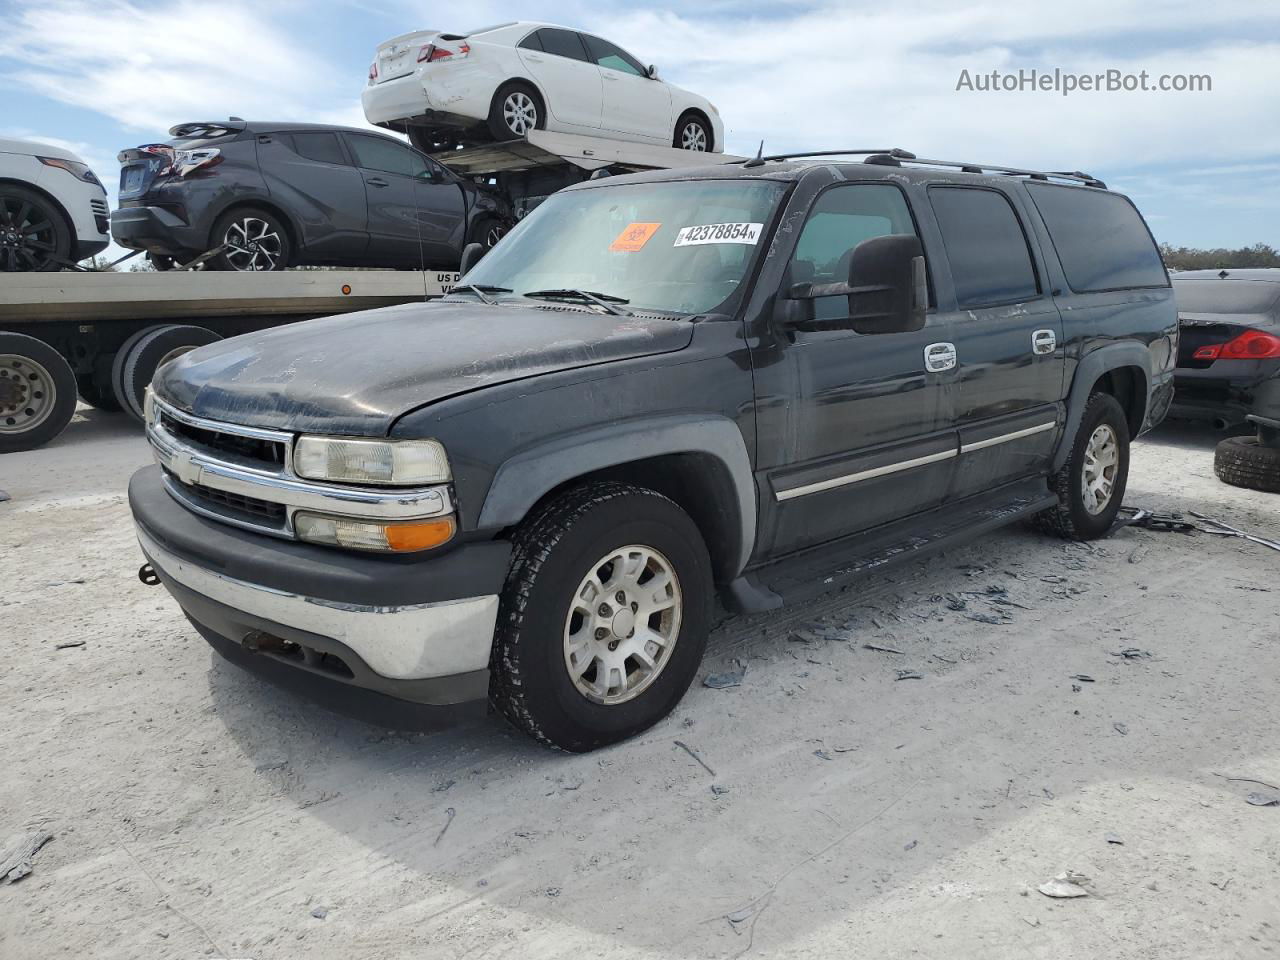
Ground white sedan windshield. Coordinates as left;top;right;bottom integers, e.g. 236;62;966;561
465;179;785;315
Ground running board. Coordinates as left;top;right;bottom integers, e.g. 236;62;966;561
738;479;1058;610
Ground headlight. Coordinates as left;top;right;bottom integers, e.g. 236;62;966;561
143;387;156;427
38;155;102;187
294;512;456;553
293;436;450;486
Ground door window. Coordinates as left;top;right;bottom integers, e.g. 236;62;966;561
790;183;921;321
929;186;1040;307
534;28;591;62
583;35;646;76
288;132;347;166
346;135;433;178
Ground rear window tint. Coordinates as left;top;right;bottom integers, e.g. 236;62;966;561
929;186;1040;307
536;29;590;61
1027;184;1167;292
289;132;346;166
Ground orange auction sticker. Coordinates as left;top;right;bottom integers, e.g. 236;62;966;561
609;222;661;252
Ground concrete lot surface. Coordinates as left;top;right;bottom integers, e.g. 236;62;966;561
2;407;1278;959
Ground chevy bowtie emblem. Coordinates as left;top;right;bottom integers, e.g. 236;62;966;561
171;450;201;486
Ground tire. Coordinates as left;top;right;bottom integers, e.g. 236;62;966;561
0;185;72;272
673;113;712;152
1214;434;1280;493
76;373;122;412
487;82;544;141
491;481;714;752
114;324;221;421
0;332;78;452
467;216;506;250
206;207;291;272
1033;391;1131;540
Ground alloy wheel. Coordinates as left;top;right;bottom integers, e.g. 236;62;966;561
1081;423;1119;514
562;545;683;705
0;196;58;271
484;224;505;248
503;92;538;136
223;217;283;271
0;354;57;434
680;122;708;151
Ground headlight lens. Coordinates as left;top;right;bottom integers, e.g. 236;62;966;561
294;512;456;552
293;436;450;486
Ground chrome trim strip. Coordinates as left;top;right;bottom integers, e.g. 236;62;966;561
959;421;1057;454
775;447;957;501
162;473;293;540
154;395;295;448
137;527;498;680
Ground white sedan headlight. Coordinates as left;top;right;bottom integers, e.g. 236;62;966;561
293;436;450;486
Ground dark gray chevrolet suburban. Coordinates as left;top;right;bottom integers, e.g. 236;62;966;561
128;149;1177;751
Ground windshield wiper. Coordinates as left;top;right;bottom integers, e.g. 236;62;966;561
447;283;512;305
523;288;633;316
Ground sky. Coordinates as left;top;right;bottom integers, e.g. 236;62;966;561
2;0;1279;256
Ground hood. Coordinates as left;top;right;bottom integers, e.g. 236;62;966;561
153;300;692;435
0;137;86;163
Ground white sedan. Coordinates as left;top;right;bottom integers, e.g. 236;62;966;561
362;21;724;154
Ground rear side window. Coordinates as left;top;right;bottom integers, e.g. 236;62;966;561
929;186;1040;307
289;132;346;166
346;135;431;178
535;29;590;62
583;35;645;76
1027;184;1168;292
517;31;542;51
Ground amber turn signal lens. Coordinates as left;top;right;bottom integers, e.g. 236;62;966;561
384;517;456;552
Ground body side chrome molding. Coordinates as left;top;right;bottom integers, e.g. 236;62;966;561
775;448;957;502
959;421;1057;454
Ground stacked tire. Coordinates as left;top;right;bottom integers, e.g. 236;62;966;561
1214;434;1280;493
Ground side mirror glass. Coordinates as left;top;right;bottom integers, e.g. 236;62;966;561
782;234;927;335
459;242;486;276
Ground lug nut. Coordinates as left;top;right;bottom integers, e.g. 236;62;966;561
615;591;626;603
595;627;608;640
631;602;638;612
608;640;619;651
598;604;611;616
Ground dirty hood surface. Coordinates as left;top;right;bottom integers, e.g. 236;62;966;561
154;300;692;435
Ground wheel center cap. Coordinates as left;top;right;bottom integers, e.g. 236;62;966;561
610;608;636;639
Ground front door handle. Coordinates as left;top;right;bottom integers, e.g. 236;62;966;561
365;177;389;188
925;341;957;372
1032;329;1057;355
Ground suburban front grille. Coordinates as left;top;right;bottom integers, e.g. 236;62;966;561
178;476;286;523
161;412;286;468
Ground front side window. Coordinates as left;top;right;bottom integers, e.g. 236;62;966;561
790;182;921;321
346;135;432;178
1027;183;1168;292
535;28;590;62
583;35;645;76
462;179;786;316
929;186;1040;308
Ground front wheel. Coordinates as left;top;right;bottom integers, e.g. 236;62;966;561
0;186;72;272
491;482;713;752
674;114;712;152
207;208;290;272
1033;392;1131;539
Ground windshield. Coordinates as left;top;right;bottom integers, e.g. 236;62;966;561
462;179;786;315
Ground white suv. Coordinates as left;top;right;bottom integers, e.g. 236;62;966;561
362;21;724;155
0;137;110;271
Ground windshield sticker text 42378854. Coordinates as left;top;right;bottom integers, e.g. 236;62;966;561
673;222;764;247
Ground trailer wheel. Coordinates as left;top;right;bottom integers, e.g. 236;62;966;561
0;331;78;452
114;324;221;422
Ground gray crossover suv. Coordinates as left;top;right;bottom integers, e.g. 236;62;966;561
111;120;511;271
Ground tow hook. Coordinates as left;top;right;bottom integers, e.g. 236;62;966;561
138;563;160;586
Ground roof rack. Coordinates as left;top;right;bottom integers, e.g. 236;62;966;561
738;147;1105;188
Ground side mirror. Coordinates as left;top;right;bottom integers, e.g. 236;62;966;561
781;234;927;335
647;64;659;79
459;242;486;275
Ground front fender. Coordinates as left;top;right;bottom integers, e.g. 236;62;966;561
477;414;757;577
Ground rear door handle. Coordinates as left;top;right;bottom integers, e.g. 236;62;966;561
365;177;389;188
925;342;957;372
525;54;545;63
1032;329;1057;355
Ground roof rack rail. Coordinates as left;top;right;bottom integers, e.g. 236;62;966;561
736;148;1105;188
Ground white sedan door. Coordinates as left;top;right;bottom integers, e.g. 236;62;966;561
582;34;672;142
516;28;602;132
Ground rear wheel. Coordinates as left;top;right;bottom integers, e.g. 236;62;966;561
0;332;78;452
491;482;713;752
467;216;506;250
207;208;291;272
488;83;543;141
112;324;221;421
1033;392;1131;539
674;113;712;152
1214;434;1280;492
0;186;71;273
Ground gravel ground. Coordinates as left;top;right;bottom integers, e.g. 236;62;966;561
2;406;1278;960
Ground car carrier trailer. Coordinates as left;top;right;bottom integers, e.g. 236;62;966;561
0;129;741;454
0;270;459;452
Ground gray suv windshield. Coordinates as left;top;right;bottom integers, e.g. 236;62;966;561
464;179;785;315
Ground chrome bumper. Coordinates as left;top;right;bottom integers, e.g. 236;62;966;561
137;527;498;681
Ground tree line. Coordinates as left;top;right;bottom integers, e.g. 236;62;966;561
1160;242;1280;271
